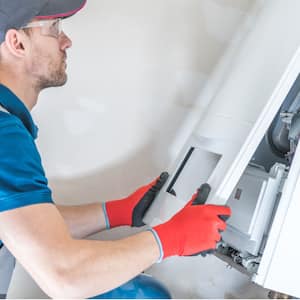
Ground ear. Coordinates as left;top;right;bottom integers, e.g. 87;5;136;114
4;29;28;58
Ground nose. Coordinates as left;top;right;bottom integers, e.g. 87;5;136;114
59;31;72;50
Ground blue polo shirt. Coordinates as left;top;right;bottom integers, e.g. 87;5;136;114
0;84;54;246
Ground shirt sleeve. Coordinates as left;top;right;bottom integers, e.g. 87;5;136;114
0;121;54;213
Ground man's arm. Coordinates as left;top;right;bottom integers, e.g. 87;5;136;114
0;203;160;298
57;172;169;239
0;189;231;298
57;203;107;238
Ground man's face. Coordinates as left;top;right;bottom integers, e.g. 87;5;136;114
23;19;72;90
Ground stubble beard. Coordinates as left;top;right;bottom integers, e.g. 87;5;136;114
36;60;68;90
32;50;68;91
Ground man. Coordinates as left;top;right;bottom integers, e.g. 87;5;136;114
0;0;231;298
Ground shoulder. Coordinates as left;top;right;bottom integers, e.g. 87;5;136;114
0;112;41;169
0;112;52;213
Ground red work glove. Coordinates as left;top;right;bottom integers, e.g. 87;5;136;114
150;190;231;261
103;172;169;228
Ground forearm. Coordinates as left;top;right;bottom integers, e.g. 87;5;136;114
57;203;107;238
43;231;160;298
65;231;159;298
57;173;169;237
0;204;160;298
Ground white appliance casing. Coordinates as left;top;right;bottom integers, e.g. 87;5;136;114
144;0;300;296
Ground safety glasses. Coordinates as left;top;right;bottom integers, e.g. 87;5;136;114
20;18;63;39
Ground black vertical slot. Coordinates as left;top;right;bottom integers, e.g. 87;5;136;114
166;147;195;196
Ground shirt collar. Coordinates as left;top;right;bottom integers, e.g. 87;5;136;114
0;84;38;139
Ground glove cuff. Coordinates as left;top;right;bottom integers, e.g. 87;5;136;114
153;222;179;259
147;228;164;263
102;202;111;229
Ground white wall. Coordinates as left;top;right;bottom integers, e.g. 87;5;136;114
8;0;270;298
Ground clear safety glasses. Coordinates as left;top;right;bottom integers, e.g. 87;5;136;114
20;18;63;39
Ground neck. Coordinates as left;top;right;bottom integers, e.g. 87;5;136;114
0;69;39;111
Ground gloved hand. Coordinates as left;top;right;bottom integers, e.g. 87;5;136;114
103;172;169;228
151;190;231;261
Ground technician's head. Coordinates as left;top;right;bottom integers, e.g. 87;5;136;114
0;0;86;90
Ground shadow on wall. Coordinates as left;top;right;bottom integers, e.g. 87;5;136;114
49;139;165;205
49;91;198;205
